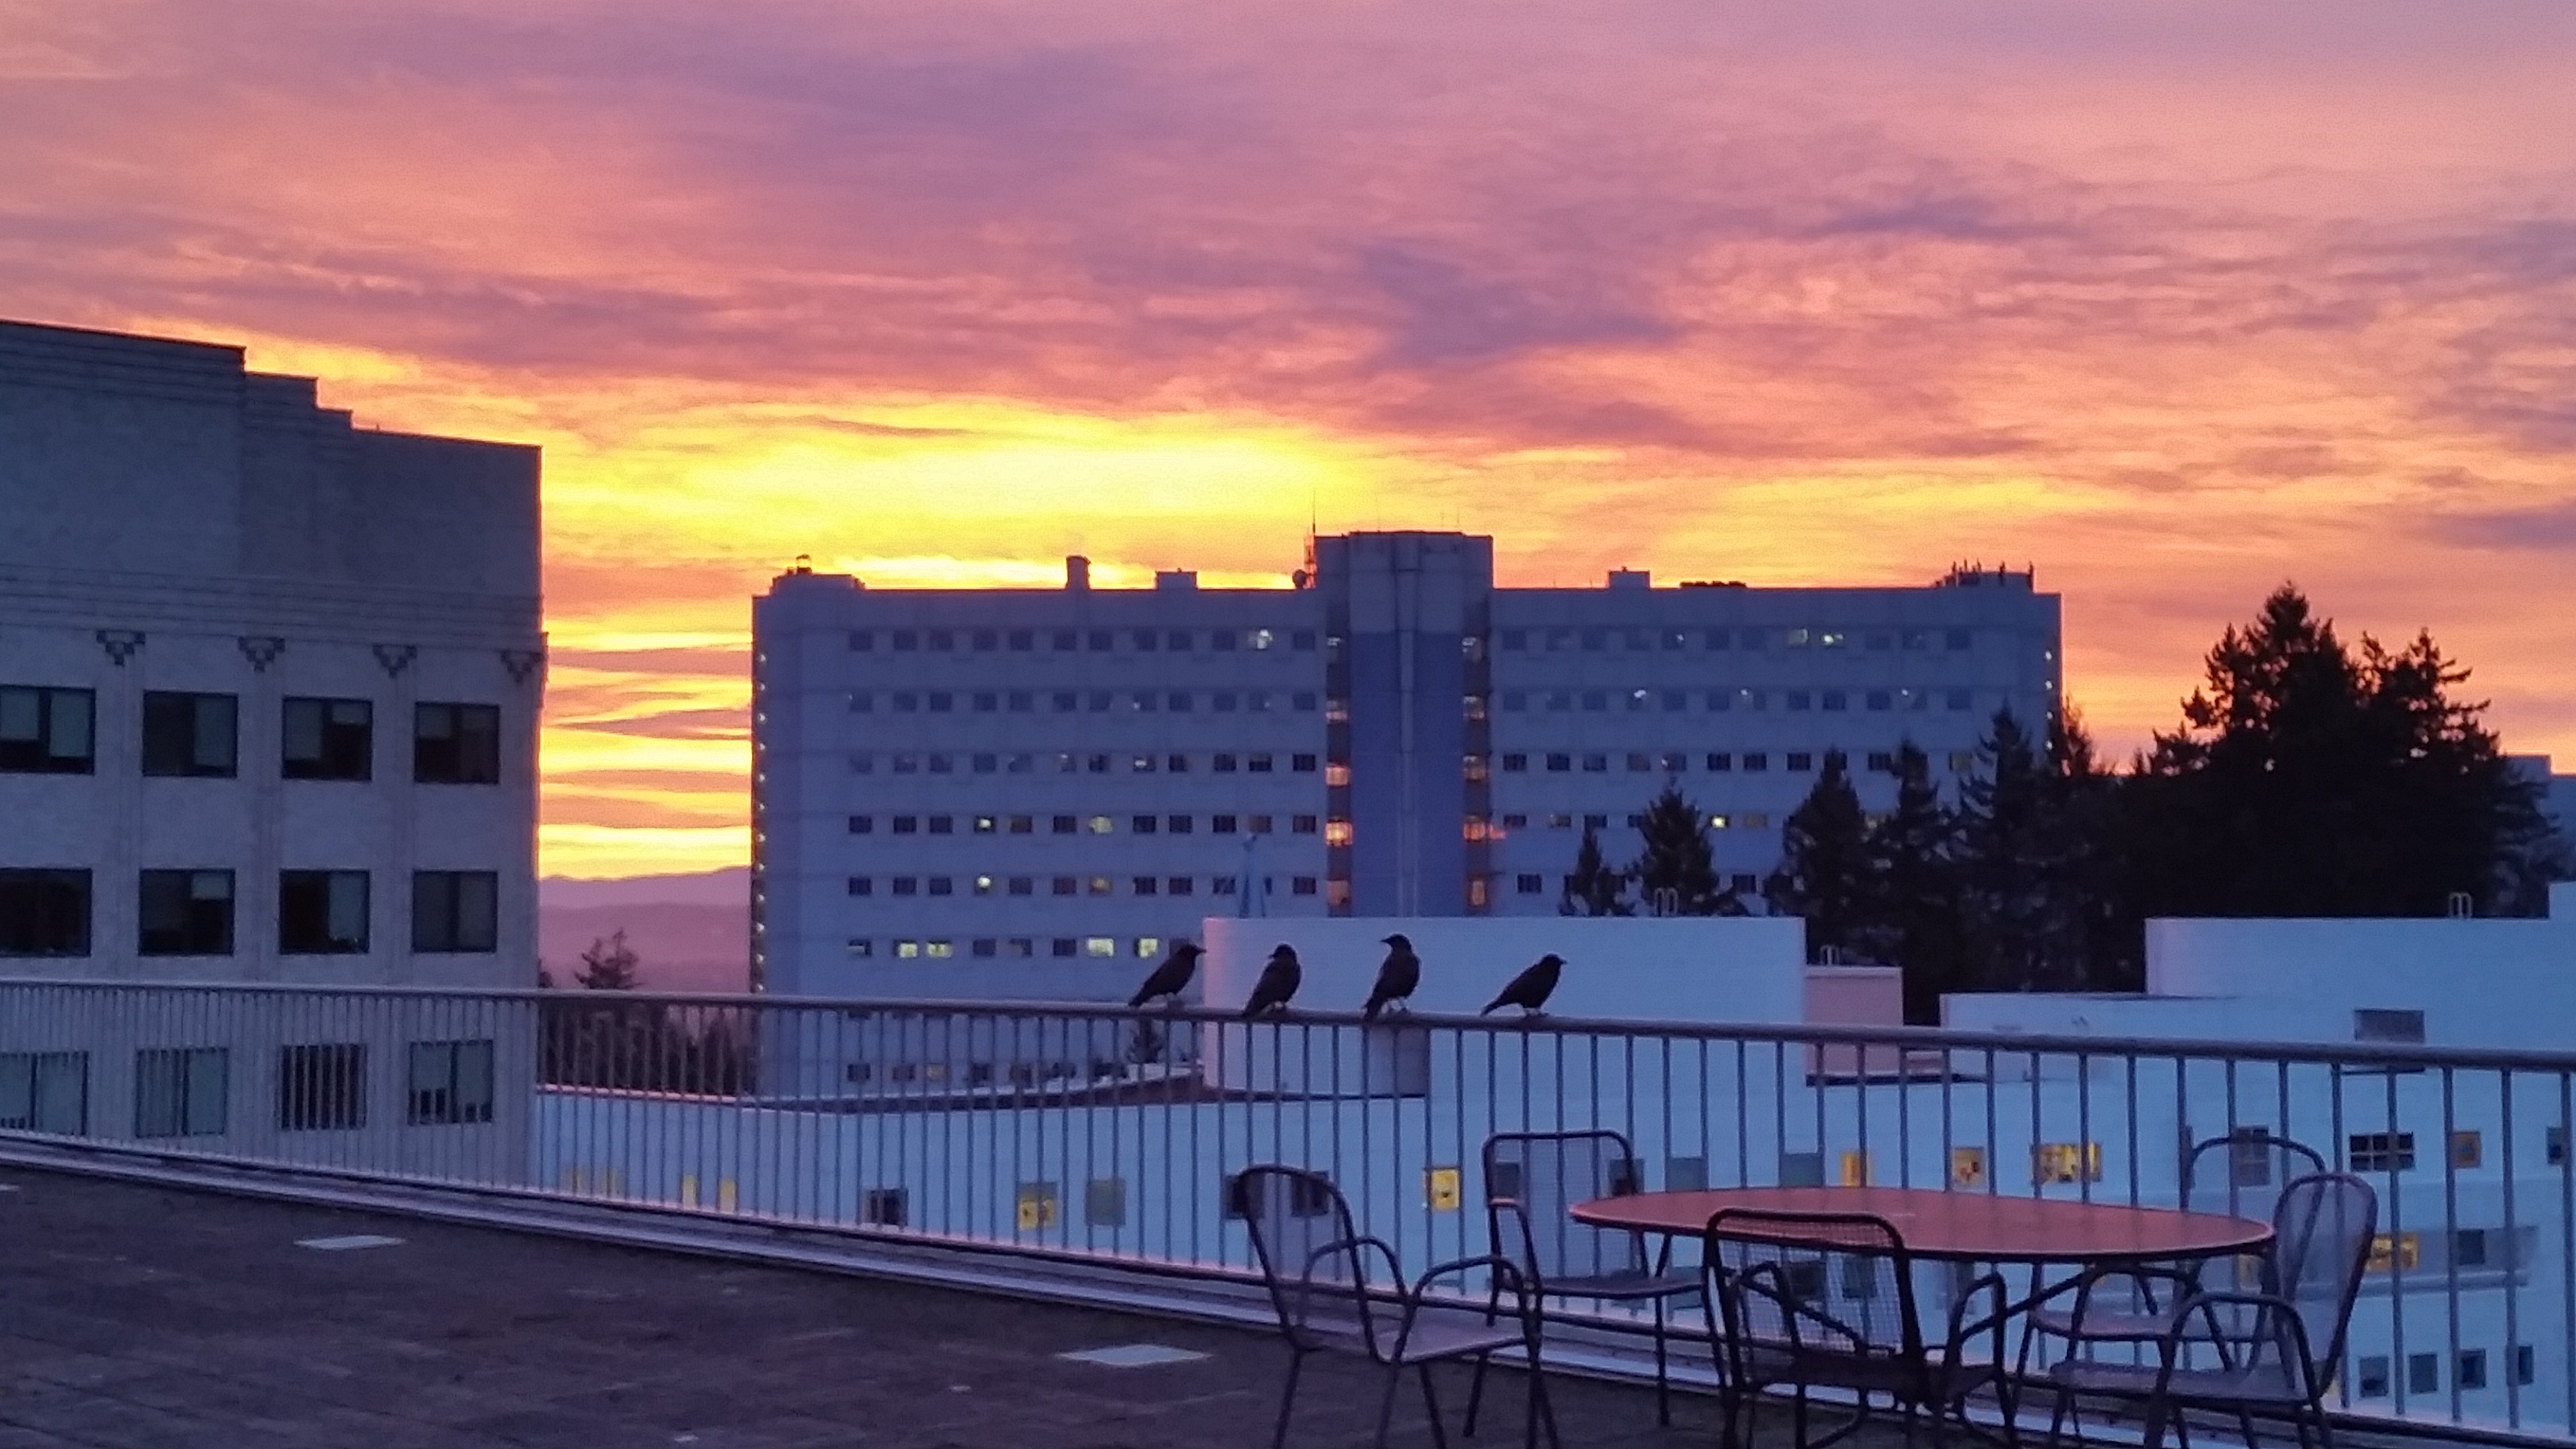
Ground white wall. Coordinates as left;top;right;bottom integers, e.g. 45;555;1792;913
1201;915;1808;1024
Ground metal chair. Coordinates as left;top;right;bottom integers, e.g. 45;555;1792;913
1237;1164;1560;1449
1702;1208;2016;1449
2044;1172;2376;1449
2023;1130;2328;1369
1466;1130;1701;1432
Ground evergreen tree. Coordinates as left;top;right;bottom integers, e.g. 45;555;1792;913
575;930;640;990
1765;752;1870;958
1559;822;1634;916
1631;783;1741;915
1955;708;2051;991
2131;586;2561;918
1859;741;1963;1021
2041;703;2135;990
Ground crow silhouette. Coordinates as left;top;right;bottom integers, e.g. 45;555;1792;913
1128;941;1204;1008
1361;934;1420;1020
1242;945;1302;1018
1481;953;1563;1018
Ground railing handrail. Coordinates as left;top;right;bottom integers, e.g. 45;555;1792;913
7;976;2576;1073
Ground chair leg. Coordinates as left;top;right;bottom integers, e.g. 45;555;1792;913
2237;1405;2262;1449
1372;1364;1406;1449
1464;1351;1489;1437
1273;1350;1305;1449
1420;1364;1452;1449
1653;1297;1672;1427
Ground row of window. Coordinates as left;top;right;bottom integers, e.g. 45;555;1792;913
1496;811;1775;833
1500;687;1979;714
851;627;1317;655
1496;627;1982;654
0;1039;495;1137
849;871;1328;901
1;687;501;784
0;869;498;957
850;751;1319;777
2355;1346;2537;1398
1500;748;1970;776
849;812;1322;837
852;689;1323;716
850;931;1267;960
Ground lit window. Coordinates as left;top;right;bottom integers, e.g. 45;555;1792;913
1708;814;1729;829
973;875;995;897
974;815;997;833
1628;689;1650;711
2031;1143;2102;1185
1087;877;1113;897
1250;628;1275;650
1087;816;1114;834
2368;1233;2421;1273
1084;937;1116;957
1325;763;1351;787
844;938;873;958
1837;1151;1870;1186
1949;1148;1986;1187
1324;820;1354;846
925;940;954;958
1134;937;1161;959
896;940;921;959
2451;1130;2483;1168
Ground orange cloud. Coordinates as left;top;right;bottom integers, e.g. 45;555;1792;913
7;0;2571;874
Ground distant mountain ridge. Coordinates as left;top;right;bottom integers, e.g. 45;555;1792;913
538;868;749;993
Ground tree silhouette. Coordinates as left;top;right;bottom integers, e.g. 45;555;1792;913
2129;586;2560;918
1955;709;2053;992
1631;784;1740;915
1859;741;1963;1021
575;930;640;990
1765;752;1870;959
1559;823;1634;916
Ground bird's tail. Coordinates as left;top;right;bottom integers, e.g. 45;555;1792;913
1127;990;1151;1009
1479;1001;1502;1016
1363;998;1384;1020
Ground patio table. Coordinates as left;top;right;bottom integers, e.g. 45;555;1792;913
1570;1185;2272;1267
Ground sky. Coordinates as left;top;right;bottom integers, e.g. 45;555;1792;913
6;0;2573;878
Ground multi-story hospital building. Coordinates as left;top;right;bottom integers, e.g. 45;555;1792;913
752;531;2060;998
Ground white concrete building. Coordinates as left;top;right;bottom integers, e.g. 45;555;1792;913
752;533;2059;1002
0;317;543;1169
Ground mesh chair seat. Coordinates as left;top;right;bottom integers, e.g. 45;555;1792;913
2030;1298;2260;1345
1291;1300;1537;1365
1541;1266;1699;1302
1736;1335;2001;1400
2050;1356;2311;1407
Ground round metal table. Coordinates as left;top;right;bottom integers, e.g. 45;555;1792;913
1570;1185;2271;1265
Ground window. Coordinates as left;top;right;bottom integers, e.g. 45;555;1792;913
848;630;874;651
1945;689;1972;710
0;686;94;773
0;1051;88;1133
1249;753;1275;773
845;938;873;958
893;691;919;713
1705;753;1732;772
1008;877;1032;897
138;870;234;955
1212;814;1238;833
2031;1142;2102;1185
1087;876;1113;897
1626;751;1653;772
2350;1133;2416;1172
1249;814;1275;833
1169;877;1194;897
1949;1147;1986;1187
2357;1357;2390;1398
1133;877;1159;897
1866;751;1895;773
1787;691;1812;712
1581;753;1607;773
848;691;874;713
1743;752;1769;772
1787;752;1814;772
134;1047;227;1137
414;703;501;784
142;692;238;777
927;814;953;833
1084;937;1116;957
1866;691;1891;712
927;629;954;651
1292;876;1318;896
1087;815;1114;835
407;1039;494;1124
863;1188;908;1226
2407;1353;2438;1395
927;877;953;897
412;872;497;953
972;938;997;957
1052;815;1076;834
2451;1130;2484;1168
2354;1009;2426;1044
1292;814;1319;834
0;869;91;957
277;1043;365;1130
1515;874;1544;895
1945;628;1972;650
282;697;373;780
848;814;873;835
279;871;369;954
924;939;954;958
972;629;997;652
2368;1232;2421;1273
1051;938;1077;957
2516;1345;2537;1386
1051;877;1076;896
847;876;874;898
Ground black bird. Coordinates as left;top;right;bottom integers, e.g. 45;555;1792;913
1242;945;1302;1018
1361;934;1420;1020
1128;941;1204;1009
1481;953;1563;1018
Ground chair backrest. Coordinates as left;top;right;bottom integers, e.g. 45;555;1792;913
2263;1171;2379;1372
1483;1129;1649;1284
1702;1208;1922;1357
1238;1165;1380;1353
2182;1130;2328;1220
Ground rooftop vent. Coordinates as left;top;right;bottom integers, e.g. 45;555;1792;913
1155;570;1198;592
1065;556;1091;592
1606;568;1650;591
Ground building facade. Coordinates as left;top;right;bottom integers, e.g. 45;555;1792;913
0;318;543;1166
753;530;2061;1000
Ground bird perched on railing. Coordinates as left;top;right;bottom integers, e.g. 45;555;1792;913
1242;945;1302;1018
1128;941;1204;1009
1481;953;1563;1019
1361;934;1420;1020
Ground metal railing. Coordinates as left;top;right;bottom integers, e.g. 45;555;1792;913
5;977;2574;1441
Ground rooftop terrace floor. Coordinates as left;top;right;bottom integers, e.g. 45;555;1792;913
0;1166;1886;1449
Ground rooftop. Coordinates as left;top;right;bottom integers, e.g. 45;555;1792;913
0;1166;1814;1449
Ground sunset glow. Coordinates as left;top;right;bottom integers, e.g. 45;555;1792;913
9;0;2571;876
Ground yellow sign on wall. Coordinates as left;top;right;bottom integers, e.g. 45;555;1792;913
1017;1182;1060;1231
1948;1148;1986;1188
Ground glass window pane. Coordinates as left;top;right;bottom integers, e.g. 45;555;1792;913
135;1050;181;1137
184;1049;227;1136
194;696;236;772
328;874;368;949
49;692;91;759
